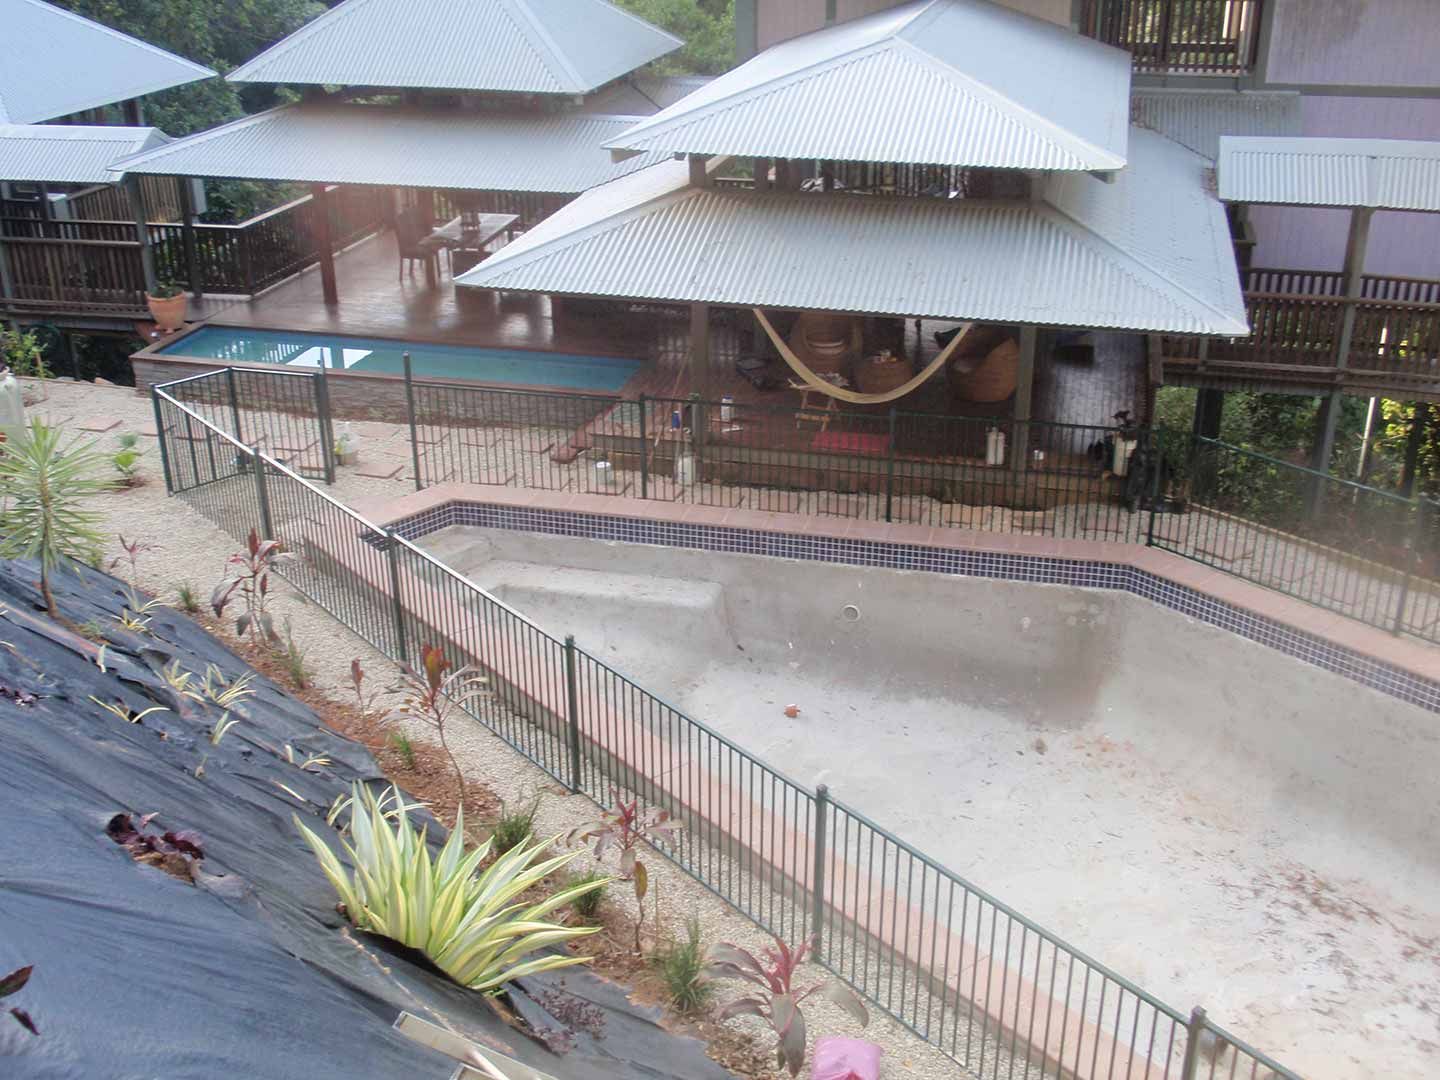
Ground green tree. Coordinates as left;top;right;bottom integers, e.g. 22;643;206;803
615;0;735;75
0;420;112;617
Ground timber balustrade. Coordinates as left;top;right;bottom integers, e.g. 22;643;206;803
0;185;385;317
1079;0;1266;74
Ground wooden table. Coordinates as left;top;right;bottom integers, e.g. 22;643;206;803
416;212;520;285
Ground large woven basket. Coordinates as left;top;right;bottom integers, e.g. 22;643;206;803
789;312;862;376
855;352;915;395
947;326;1020;403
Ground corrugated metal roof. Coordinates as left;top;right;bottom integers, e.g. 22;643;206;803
459;127;1246;336
109;103;672;193
0;123;169;183
0;0;214;124
1130;89;1301;162
227;0;681;95
580;77;716;117
604;0;1131;172
1218;136;1440;211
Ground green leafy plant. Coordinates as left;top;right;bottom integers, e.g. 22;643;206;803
0;419;112;616
567;869;607;925
176;581;200;614
702;936;869;1078
349;658;384;720
111;433;145;487
489;794;540;856
387;730;417;769
110;535;166;634
283;744;331;772
148;279;184;300
569;788;683;952
279;618;310;689
192;664;256;712
209;713;242;746
295;783;609;992
391;644;488;814
653;915;711;1014
211;528;289;646
0;326;50;379
89;697;169;726
1;965;38;1036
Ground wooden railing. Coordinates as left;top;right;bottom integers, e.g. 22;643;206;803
430;189;568;230
0;185;386;317
1080;0;1265;74
1161;267;1440;391
64;175;184;223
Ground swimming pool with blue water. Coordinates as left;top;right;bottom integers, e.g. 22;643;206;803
159;326;643;393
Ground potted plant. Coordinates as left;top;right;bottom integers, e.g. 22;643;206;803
146;281;188;332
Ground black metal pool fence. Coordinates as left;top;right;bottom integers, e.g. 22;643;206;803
152;369;1311;1080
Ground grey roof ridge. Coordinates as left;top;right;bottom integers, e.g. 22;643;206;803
507;0;595;93
107;103;295;173
26;0;216;79
227;0;377;83
1039;170;1249;336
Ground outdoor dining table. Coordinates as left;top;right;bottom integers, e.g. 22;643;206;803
415;212;520;285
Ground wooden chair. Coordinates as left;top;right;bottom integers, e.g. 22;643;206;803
395;206;429;282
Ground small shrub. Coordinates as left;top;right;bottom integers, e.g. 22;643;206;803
296;783;609;992
390;644;488;814
0;326;50;379
279;618;310;690
653;916;711;1014
176;581;200;614
489;794;540;855
569;788;683;952
211;528;290;646
0;419;112;616
703;936;869;1078
567;869;607;925
111;433;144;487
387;730;417;770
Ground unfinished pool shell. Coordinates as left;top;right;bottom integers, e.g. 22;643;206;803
423;524;1440;1080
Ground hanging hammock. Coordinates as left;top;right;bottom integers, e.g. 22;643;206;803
753;308;974;405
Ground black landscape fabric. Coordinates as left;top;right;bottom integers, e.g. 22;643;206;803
0;557;733;1080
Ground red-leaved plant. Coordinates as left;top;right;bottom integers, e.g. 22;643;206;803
1;965;37;1036
702;936;868;1078
390;644;487;814
211;529;290;646
568;788;683;952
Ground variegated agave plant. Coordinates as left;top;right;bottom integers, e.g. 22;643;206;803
296;783;608;992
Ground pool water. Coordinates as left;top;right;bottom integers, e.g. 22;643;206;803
159;326;643;392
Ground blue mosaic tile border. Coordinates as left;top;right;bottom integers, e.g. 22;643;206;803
386;500;1440;715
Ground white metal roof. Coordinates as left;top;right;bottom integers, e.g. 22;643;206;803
1218;136;1440;211
0;123;169;183
1130;89;1301;163
458;127;1246;336
0;0;214;124
109;103;672;193
226;0;681;96
604;0;1132;172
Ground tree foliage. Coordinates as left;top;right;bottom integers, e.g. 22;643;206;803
614;0;735;75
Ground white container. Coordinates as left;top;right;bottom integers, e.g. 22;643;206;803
334;421;362;466
720;395;734;422
594;459;617;488
674;450;695;487
1112;436;1138;477
985;427;1006;466
0;367;25;443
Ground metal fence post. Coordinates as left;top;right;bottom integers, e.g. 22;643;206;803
1180;1006;1208;1080
638;393;649;501
150;390;174;494
1393;499;1424;636
313;360;336;485
224;366;244;445
884;408;897;523
251;450;275;541
403;352;423;492
1146;429;1161;547
811;784;830;956
564;635;583;794
385;530;409;666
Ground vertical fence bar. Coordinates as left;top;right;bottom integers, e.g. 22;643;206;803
314;360;336;485
403;351;422;492
564;635;583;794
252;451;275;540
1146;429;1161;547
150;389;174;494
224;366;244;445
812;783;830;955
884;408;897;523
1180;1006;1207;1080
638;393;649;501
1393;500;1422;635
385;531;409;665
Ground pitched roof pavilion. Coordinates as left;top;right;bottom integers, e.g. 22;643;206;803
0;123;169;183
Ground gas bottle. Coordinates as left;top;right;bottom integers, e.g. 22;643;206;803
0;365;26;444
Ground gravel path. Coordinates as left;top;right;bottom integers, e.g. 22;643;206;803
21;376;982;1080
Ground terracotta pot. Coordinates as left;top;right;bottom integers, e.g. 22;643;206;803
146;292;188;332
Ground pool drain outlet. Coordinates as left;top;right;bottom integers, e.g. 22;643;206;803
841;604;862;623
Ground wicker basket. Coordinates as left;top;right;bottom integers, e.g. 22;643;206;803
855;351;915;395
789;312;862;376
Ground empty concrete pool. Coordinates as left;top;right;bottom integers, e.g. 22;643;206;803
422;522;1440;1080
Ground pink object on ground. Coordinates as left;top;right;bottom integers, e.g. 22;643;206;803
811;1036;881;1080
812;430;889;455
